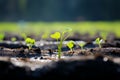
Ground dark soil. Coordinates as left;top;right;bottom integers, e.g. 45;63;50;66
0;32;120;80
0;55;120;80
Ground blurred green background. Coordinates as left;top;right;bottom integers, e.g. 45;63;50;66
0;0;120;36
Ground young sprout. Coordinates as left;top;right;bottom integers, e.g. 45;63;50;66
11;37;17;42
67;41;75;51
95;38;104;48
41;32;49;40
21;33;27;40
100;31;107;41
25;38;35;49
0;33;5;42
78;41;86;50
50;27;72;59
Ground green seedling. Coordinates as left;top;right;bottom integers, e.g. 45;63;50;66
25;38;35;49
0;33;5;42
95;38;104;48
78;41;86;50
67;41;75;51
11;37;16;42
21;33;27;40
100;31;107;40
41;32;49;40
50;27;72;59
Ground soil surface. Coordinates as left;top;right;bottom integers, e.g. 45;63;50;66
0;32;120;80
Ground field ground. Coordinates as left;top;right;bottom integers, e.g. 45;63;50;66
0;21;120;79
0;21;120;37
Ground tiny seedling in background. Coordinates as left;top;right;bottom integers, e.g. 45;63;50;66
50;27;72;59
21;33;27;40
25;38;35;49
100;31;107;41
11;37;17;42
95;38;104;48
78;41;86;50
41;32;49;40
67;41;75;51
0;33;5;42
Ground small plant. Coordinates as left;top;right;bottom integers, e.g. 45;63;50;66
100;31;107;41
25;38;35;49
78;41;86;50
50;27;72;59
11;37;17;42
0;33;5;42
67;41;75;51
21;33;27;40
95;38;104;48
41;32;49;40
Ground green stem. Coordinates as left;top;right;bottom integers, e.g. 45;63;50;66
28;46;31;50
81;46;83;50
58;41;62;59
70;48;73;51
28;44;32;50
63;33;72;41
99;44;101;48
57;32;64;59
56;38;61;59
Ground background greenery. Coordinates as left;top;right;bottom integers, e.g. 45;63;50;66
0;21;120;36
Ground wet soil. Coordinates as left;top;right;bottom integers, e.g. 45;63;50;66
0;32;120;80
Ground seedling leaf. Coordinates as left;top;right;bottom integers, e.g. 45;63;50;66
25;38;32;44
79;41;86;49
25;38;35;49
50;32;61;40
95;38;100;44
67;41;74;50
